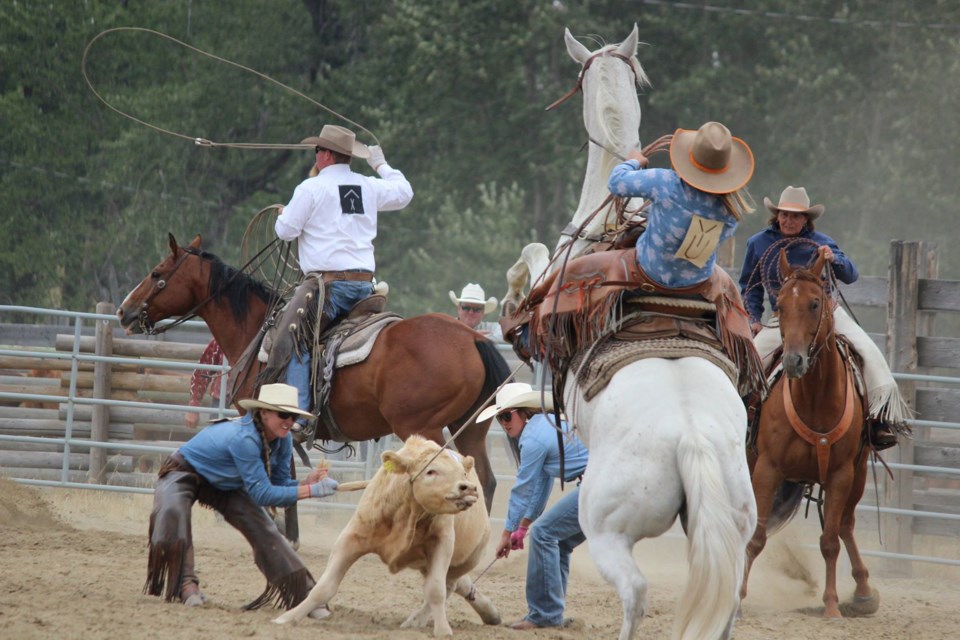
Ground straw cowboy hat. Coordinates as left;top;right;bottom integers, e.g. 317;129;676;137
763;185;825;221
237;383;313;418
449;283;498;315
669;121;754;194
301;124;370;159
477;382;554;423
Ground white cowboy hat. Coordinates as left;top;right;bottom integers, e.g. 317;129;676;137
763;185;825;220
669;121;754;194
449;283;498;315
477;382;554;423
300;124;371;159
237;383;313;418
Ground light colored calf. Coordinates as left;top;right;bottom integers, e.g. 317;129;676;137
273;436;500;636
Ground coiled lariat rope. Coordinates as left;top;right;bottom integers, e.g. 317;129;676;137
81;27;380;149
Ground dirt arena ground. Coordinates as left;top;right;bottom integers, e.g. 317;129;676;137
2;478;958;640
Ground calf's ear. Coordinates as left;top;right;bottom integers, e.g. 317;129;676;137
461;456;475;474
381;451;409;474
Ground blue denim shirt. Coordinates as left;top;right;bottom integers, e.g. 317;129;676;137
738;226;858;324
608;162;738;287
179;413;299;507
505;414;589;532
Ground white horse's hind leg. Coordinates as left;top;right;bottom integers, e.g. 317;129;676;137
587;532;647;640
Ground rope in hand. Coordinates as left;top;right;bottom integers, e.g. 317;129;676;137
81;27;380;149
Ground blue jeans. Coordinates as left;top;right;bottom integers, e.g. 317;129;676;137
284;280;374;415
525;486;585;626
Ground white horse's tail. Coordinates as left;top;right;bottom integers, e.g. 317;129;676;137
674;432;743;640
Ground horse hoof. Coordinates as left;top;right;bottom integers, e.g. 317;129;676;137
843;589;880;616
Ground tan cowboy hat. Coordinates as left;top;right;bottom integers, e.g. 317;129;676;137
763;185;825;220
449;283;498;315
301;124;370;159
477;382;554;423
669;121;754;194
237;383;313;418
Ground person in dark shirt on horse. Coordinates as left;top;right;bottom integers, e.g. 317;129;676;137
145;383;339;616
608;121;754;290
265;124;414;416
738;186;909;450
481;383;589;630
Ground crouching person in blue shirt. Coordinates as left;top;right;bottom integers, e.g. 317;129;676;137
481;383;590;630
145;383;338;618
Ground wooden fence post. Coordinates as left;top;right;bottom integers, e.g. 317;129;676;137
89;301;114;483
881;241;921;576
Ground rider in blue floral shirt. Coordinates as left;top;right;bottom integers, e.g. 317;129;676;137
608;121;754;288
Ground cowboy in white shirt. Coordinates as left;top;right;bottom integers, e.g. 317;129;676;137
450;283;503;341
268;124;414;415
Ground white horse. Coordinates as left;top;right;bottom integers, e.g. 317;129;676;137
503;27;757;640
503;25;649;312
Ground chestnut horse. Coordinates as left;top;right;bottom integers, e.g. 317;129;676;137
117;234;512;512
741;249;878;618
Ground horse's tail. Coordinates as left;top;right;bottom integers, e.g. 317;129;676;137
767;480;804;535
674;432;745;640
473;339;520;466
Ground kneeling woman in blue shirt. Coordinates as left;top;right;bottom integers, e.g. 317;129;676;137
145;383;338;617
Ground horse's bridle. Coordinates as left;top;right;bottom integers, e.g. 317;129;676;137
546;49;638;111
136;249;195;335
778;272;833;366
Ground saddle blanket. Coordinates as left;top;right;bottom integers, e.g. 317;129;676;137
573;336;738;402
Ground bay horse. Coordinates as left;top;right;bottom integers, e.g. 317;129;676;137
740;249;878;618
117;234;512;512
503;27;756;640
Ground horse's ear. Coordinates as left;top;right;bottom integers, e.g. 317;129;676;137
564;28;591;65
616;23;639;58
168;233;178;255
189;234;202;250
778;248;794;279
810;247;827;278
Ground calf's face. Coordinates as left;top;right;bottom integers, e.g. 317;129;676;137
383;448;478;514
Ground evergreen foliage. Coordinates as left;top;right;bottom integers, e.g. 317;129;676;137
2;1;958;316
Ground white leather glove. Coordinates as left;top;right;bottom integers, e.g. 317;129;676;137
366;145;386;171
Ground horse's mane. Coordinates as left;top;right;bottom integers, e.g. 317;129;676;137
187;248;279;322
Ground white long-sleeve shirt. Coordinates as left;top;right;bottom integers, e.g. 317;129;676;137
275;163;413;273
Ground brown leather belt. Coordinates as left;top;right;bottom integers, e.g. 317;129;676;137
318;270;374;284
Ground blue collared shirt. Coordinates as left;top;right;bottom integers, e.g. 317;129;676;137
738;225;858;324
608;162;738;287
504;414;589;532
179;413;300;507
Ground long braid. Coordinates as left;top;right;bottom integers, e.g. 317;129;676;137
252;410;272;477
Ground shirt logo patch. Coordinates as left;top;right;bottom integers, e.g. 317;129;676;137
339;185;364;214
674;214;723;268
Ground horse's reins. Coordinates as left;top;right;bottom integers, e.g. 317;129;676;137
82;27;379;149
